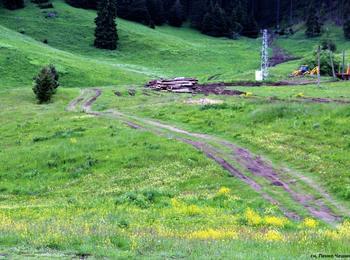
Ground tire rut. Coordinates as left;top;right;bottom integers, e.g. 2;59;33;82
67;88;349;224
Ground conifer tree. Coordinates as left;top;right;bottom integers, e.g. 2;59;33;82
344;20;350;40
33;66;59;103
94;0;118;50
305;3;321;37
117;0;151;25
3;0;24;10
229;7;243;37
344;3;350;40
189;0;208;29
168;0;184;27
146;0;165;25
201;3;230;37
242;12;259;38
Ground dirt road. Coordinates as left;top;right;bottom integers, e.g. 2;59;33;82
67;88;350;224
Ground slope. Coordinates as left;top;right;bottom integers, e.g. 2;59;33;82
0;0;261;89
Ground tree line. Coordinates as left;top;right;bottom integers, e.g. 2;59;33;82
1;0;350;50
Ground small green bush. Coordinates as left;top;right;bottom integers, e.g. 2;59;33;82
302;48;340;76
320;39;336;52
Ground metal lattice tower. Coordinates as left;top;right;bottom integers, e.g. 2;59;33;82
261;29;269;80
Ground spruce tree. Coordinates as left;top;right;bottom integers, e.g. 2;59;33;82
201;3;230;37
305;3;321;37
33;66;57;103
117;0;151;25
3;0;24;10
344;20;350;40
344;3;350;40
189;0;208;29
242;12;259;38
94;0;118;50
229;7;243;37
168;0;184;27
65;0;97;9
146;0;165;26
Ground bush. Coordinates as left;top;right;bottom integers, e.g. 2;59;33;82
32;65;59;103
321;39;336;52
302;47;340;76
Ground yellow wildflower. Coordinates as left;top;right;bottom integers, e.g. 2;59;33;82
241;92;253;98
217;187;231;196
265;230;284;241
171;198;181;208
296;92;305;98
188;229;237;240
338;221;350;238
303;218;318;229
185;204;201;216
245;208;262;226
264;216;288;227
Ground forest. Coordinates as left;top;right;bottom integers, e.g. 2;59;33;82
2;0;350;39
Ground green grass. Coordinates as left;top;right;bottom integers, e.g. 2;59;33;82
0;0;262;88
1;0;350;257
93;83;350;203
0;87;350;258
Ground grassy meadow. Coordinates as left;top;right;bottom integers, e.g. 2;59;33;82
0;0;350;258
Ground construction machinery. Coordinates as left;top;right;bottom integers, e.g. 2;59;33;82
336;64;350;80
290;65;319;77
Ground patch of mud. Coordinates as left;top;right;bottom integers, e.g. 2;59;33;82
300;97;350;104
270;45;299;67
229;144;341;223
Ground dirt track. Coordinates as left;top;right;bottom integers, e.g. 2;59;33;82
67;89;350;224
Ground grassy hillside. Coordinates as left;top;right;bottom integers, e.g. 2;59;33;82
271;24;350;79
0;0;261;88
1;86;350;258
1;0;350;258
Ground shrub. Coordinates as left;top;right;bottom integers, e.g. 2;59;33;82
32;65;59;103
302;47;340;76
321;39;336;52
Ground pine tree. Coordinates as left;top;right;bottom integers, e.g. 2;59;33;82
117;0;151;25
33;67;57;103
344;20;350;40
229;7;243;37
168;0;184;27
344;2;350;40
201;3;230;37
189;0;208;29
242;12;259;38
3;0;24;10
146;0;165;26
305;3;321;37
65;0;97;9
94;0;118;50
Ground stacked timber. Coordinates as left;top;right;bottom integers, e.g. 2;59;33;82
145;77;199;93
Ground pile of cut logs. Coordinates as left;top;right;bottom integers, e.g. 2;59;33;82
145;77;199;93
